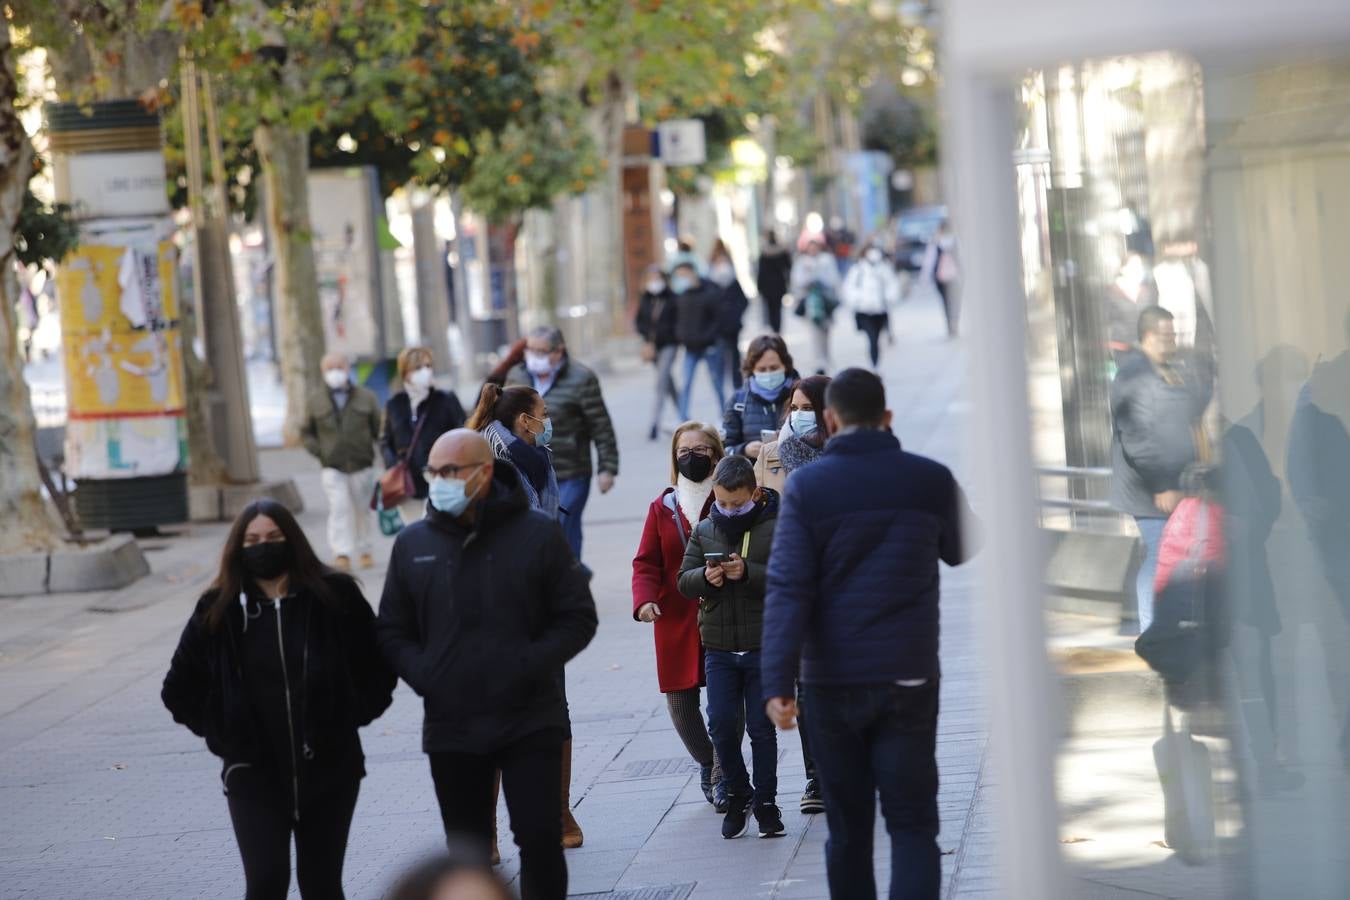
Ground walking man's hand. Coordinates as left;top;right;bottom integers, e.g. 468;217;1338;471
765;697;798;730
598;472;616;494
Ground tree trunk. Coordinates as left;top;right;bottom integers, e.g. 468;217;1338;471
0;33;60;553
590;71;629;341
254;122;325;447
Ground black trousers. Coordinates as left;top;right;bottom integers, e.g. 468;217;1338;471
763;291;785;334
225;765;360;900
429;731;566;900
855;313;889;367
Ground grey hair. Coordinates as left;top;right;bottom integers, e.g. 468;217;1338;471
528;326;565;351
712;456;757;492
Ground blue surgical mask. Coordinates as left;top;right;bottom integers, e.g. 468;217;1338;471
715;498;757;518
670;275;694;294
789;410;817;437
753;369;786;392
532;415;553;446
428;475;474;516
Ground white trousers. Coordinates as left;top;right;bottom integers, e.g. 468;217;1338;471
321;467;374;559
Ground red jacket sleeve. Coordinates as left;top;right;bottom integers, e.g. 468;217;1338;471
632;499;666;618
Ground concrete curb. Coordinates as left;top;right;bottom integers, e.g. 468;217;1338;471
0;534;149;597
188;478;306;522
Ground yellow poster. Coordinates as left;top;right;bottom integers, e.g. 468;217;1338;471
56;241;180;336
63;329;186;417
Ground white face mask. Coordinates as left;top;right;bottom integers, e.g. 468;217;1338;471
408;366;433;389
865;248;883;263
710;263;735;287
646;279;666;294
323;368;349;390
525;351;557;376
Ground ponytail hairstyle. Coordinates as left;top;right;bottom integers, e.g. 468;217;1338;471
465;382;541;433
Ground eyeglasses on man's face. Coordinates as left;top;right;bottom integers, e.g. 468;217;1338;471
423;462;486;480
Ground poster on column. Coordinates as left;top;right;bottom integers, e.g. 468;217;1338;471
55;218;188;479
308;167;381;359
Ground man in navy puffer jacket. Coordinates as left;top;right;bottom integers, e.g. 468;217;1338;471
761;368;976;900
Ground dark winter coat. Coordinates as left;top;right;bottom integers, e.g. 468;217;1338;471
301;383;382;473
636;288;678;349
632;487;714;692
1109;349;1213;518
756;247;792;302
1222;423;1282;634
1287;357;1350;598
375;465;598;754
714;279;750;342
380;388;467;499
161;574;395;803
677;488;780;653
722;377;797;457
673;282;721;353
759;429;976;701
506;356;619;483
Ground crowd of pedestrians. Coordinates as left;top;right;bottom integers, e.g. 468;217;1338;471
160;225;977;900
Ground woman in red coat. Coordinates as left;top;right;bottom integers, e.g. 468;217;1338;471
633;421;728;811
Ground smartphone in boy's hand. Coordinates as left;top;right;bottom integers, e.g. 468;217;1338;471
704;552;727;568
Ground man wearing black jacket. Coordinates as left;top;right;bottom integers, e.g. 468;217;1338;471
672;261;726;420
1110;306;1213;633
376;429;597;900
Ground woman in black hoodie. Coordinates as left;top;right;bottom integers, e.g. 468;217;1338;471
162;499;395;900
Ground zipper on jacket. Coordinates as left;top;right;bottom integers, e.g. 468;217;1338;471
272;601;302;822
301;601;313;762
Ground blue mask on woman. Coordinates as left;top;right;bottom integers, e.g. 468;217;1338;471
535;416;553;446
789;410;817;437
753;369;786;392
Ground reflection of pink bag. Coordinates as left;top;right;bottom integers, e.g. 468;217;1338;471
936;248;959;284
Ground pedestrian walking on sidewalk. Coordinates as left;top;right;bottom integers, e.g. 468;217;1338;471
709;240;750;391
376;430;597;900
467;382;587;854
302;352;382;572
633;422;728;813
162;500;396;900
381;347;467;525
921;220;961;337
672;261;726;421
761;369;977;900
722;335;798;461
678;457;785;840
1110;306;1213;633
635;265;680;441
752;374;830;817
506;327;619;569
789;237;841;373
842;243;902;369
756;231;793;334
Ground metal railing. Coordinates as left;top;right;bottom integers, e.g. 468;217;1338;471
1036;466;1114;513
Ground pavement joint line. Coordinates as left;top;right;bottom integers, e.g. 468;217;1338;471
943;734;993;899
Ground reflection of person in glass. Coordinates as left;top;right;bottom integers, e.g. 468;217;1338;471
1110;306;1213;632
1287;314;1350;765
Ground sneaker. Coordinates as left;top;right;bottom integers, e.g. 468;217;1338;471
800;781;824;815
755;802;785;838
713;779;730;814
722;795;752;839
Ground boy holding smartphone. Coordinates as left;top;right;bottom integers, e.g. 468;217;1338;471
677;456;783;839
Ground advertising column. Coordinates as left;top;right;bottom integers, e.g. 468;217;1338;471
48;100;188;530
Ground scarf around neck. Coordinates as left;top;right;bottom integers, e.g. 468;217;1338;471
777;433;823;473
674;475;714;528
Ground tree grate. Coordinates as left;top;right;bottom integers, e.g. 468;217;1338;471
621;758;700;779
570;883;697;900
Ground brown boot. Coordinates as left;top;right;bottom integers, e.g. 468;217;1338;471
490;769;501;865
358;552;375;569
561;738;584;849
333;555;352;573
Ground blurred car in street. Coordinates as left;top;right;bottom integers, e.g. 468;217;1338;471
892;204;947;272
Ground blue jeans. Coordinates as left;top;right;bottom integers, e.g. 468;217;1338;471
801;681;940;900
557;476;591;563
705;650;777;806
1134;516;1167;633
679;345;725;421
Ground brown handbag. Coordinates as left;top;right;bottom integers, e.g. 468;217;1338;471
372;413;428;510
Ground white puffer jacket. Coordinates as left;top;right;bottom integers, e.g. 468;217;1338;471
842;259;901;315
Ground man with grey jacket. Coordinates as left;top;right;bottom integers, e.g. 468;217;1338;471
1110;305;1214;632
301;352;382;571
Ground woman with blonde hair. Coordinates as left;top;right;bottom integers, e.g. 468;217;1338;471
632;421;731;811
379;347;466;524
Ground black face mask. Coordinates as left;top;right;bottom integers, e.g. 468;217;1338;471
677;454;714;482
242;542;291;581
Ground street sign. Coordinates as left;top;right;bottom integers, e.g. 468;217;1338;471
655;119;707;167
